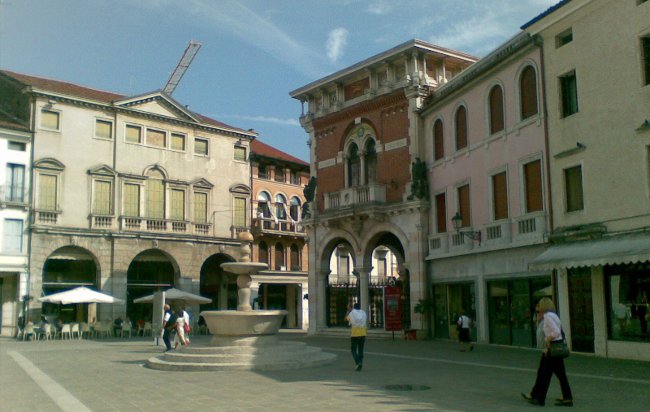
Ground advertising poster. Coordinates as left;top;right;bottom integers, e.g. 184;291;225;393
384;286;402;331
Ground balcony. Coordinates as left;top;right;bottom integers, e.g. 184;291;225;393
427;211;548;259
324;184;386;210
119;216;213;236
0;185;28;209
252;217;305;237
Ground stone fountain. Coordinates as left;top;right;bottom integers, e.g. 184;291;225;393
146;232;336;371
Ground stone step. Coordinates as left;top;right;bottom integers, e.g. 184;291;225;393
178;340;308;355
146;351;336;371
162;345;325;363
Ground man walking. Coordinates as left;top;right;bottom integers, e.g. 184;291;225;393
346;302;367;371
162;304;175;352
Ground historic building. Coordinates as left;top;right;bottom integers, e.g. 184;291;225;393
249;139;310;329
0;70;256;330
419;32;550;347
291;40;478;335
0;113;32;336
523;0;650;360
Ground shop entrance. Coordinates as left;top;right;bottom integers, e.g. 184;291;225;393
258;283;300;328
568;267;594;352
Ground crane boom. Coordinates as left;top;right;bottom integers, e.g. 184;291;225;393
163;40;202;95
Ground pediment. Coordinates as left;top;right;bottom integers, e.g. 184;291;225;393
191;178;213;189
87;164;117;176
230;184;251;195
34;158;65;171
114;92;198;122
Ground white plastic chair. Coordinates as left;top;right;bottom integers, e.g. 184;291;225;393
121;322;132;338
23;322;35;341
38;324;52;341
80;322;92;339
61;324;71;339
143;322;152;337
71;323;80;339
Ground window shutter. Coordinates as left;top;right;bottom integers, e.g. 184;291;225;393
492;172;508;220
193;192;207;223
124;184;140;217
489;86;504;134
435;193;447;233
524;160;543;212
564;166;584;212
520;66;538;119
434;119;444;160
458;184;470;227
455;107;467;150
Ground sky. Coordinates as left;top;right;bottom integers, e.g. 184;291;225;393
0;0;558;162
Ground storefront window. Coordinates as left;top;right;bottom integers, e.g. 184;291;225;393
606;263;650;342
433;283;475;340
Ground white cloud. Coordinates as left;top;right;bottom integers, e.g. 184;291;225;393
366;1;392;15
326;28;349;63
218;114;301;127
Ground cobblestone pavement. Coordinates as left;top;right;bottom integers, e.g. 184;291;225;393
1;333;649;411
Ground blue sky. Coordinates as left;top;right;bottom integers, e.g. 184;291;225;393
0;0;557;161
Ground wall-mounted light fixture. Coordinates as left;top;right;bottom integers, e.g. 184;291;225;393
451;212;481;245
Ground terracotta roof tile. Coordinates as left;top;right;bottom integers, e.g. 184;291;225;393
0;112;30;132
251;139;309;167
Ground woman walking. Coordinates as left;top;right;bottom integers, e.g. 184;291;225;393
522;297;573;407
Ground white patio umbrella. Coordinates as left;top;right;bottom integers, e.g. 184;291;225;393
38;286;124;304
133;288;211;305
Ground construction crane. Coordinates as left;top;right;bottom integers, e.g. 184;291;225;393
163;40;202;96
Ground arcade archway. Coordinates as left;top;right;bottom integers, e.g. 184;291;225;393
126;249;177;323
200;253;236;310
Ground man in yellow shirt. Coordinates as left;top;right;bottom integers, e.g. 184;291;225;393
346;302;367;371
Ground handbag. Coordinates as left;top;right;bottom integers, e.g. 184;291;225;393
184;322;190;334
547;329;570;358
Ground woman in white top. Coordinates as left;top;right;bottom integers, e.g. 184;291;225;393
173;309;188;349
522;297;573;407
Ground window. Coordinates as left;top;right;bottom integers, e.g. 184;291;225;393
290;244;300;271
492;171;508;220
95;119;112;139
556;28;573;48
92;180;112;215
40;109;60;130
347;143;360;186
564;165;584;212
194;138;208;156
455;106;468;150
520;66;539;120
605;263;650;342
3;219;23;253
125;125;142;144
258;241;269;264
171;133;186;151
274;243;285;270
258;164;268;179
523;160;543;213
123;183;140;216
433;119;444;161
642;36;650;86
364;139;377;184
146;179;164;218
275;194;287;220
234;145;246;161
290;170;300;185
6;164;25;202
457;184;470;227
435;192;447;233
489;85;505;134
233;197;246;227
560;71;579;117
37;174;57;210
171;189;185;221
274;168;285;183
146;129;166;148
8;141;26;151
193;192;207;223
290;197;301;221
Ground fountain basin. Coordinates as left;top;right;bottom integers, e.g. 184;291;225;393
201;310;288;336
220;262;268;275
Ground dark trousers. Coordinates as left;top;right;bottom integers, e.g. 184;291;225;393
163;328;172;350
530;353;573;403
351;336;365;366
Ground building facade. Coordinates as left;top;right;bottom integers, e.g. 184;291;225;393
291;40;478;335
0;70;256;331
419;33;551;347
0;114;32;336
524;0;650;360
249;139;310;329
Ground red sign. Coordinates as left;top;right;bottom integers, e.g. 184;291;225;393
384;286;402;331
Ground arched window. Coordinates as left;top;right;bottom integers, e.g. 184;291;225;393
489;85;504;134
258;241;269;264
257;192;271;217
289;196;301;221
275;194;287;220
455;106;468;150
433;119;444;161
347;143;360;187
146;169;165;219
364;139;377;184
520;66;538;120
274;243;285;270
290;243;300;270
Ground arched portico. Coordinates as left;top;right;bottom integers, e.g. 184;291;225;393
199;253;236;311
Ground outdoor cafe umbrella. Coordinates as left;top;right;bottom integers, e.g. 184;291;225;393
133;288;211;305
38;286;124;304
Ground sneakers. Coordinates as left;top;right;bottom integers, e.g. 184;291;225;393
355;363;362;371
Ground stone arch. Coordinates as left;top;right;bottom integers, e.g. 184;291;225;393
142;164;169;179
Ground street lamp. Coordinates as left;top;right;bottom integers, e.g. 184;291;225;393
451;212;481;244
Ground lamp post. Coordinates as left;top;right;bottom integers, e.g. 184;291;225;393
451;212;481;245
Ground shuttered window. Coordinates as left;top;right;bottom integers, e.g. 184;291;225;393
124;184;140;217
643;36;650;86
435;192;447;233
489;85;504;134
564;165;584;212
93;180;112;215
146;129;166;148
146;179;164;219
171;189;185;220
193;192;208;223
171;133;185;151
457;184;470;227
434;119;444;160
492;172;508;220
125;125;142;143
38;174;57;210
524;160;543;213
275;244;285;270
520;66;538;119
40;110;60;130
455;106;468;150
234;197;246;227
258;241;269;263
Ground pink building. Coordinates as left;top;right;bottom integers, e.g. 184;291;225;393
419;32;551;347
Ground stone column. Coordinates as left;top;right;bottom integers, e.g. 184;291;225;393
317;270;329;330
355;267;371;315
359;150;367;186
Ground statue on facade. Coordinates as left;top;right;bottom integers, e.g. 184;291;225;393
301;176;317;219
407;157;428;200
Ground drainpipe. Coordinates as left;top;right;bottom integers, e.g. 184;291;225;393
535;34;554;237
24;92;37;325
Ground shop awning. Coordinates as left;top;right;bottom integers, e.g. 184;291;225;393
529;233;650;271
